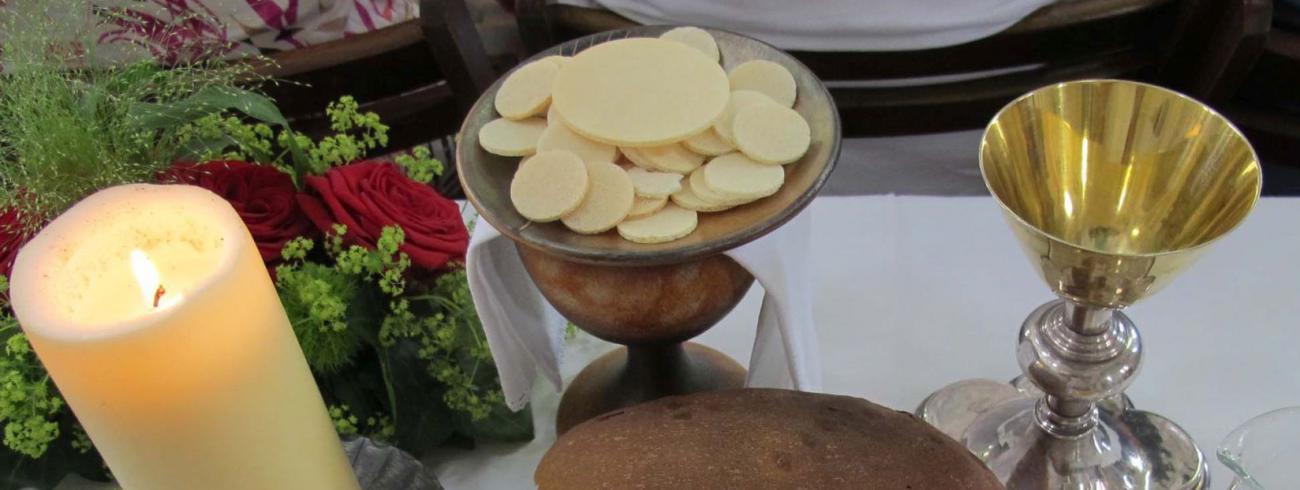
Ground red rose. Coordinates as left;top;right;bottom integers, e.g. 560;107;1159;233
160;161;315;263
297;161;468;271
0;208;37;278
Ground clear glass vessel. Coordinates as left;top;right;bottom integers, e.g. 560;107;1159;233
1219;407;1300;490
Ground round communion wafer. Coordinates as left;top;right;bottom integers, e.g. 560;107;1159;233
495;59;561;120
732;104;811;165
617;203;698;244
689;168;748;206
541;55;571;68
728;59;797;108
683;128;734;156
621;147;652;170
479;117;547;157
561;160;635;234
552;38;729;146
627;196;668;219
714;90;779;145
670;172;734;212
510;151;590;222
537;120;619;164
626;167;684;198
702;152;785;201
660;26;719;63
621;143;704;174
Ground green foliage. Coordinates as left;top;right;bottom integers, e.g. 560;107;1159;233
177;114;279;163
69;426;92;455
277;224;530;446
413;269;504;420
395;146;445;185
328;405;361;436
277;258;366;373
0;2;520;471
0;279;63;459
294;96;391;175
0;2;285;227
185;93;417;186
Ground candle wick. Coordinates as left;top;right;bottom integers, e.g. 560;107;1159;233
153;285;166;308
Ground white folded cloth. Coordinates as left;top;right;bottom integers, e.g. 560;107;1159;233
466;210;822;410
555;0;1057;51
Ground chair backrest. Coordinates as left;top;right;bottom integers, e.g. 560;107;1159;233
254;0;495;153
516;0;1188;136
1165;0;1300;158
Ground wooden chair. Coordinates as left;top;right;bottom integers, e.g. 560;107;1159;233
515;0;1193;136
1162;0;1300;160
252;0;501;197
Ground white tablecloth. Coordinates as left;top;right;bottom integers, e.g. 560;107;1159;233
429;195;1300;490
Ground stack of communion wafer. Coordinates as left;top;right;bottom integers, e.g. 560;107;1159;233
478;27;811;244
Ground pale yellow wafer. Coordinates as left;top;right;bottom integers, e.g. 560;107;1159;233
621;143;703;174
627;196;668;219
690;167;748;206
670;172;734;212
541;55;571;68
546;102;561;122
621;146;660;171
660;27;719;63
702;152;785;200
561;160;635;234
495;59;560;120
617;203;698;244
537;120;619;164
626;166;684;198
552;38;729;146
729;60;797;107
510;151;589;222
478;117;547;157
714;90;778;145
683;128;735;156
732;104;811;165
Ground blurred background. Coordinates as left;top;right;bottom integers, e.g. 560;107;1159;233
3;0;1297;196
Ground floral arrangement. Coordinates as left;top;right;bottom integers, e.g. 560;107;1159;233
0;3;527;486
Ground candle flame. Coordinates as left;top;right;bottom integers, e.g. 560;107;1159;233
130;249;182;310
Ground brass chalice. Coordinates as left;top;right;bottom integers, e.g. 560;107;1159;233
458;27;840;434
917;80;1261;489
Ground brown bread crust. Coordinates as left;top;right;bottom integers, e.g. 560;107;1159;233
536;388;1004;490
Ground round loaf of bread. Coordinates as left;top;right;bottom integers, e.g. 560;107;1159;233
535;389;1003;490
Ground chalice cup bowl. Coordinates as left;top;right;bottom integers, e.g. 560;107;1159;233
917;80;1262;489
457;26;840;435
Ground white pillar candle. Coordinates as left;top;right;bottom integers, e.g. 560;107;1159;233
9;184;360;490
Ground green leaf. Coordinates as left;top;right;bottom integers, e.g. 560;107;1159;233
178;134;242;161
316;350;392;441
129;86;289;131
0;413;109;488
381;340;456;455
76;83;105;123
346;287;387;349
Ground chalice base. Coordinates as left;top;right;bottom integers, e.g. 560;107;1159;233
555;342;745;435
917;381;1208;489
1009;376;1136;414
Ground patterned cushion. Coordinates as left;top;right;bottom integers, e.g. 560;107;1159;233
4;0;419;63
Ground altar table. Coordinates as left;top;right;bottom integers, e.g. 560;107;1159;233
429;195;1300;490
